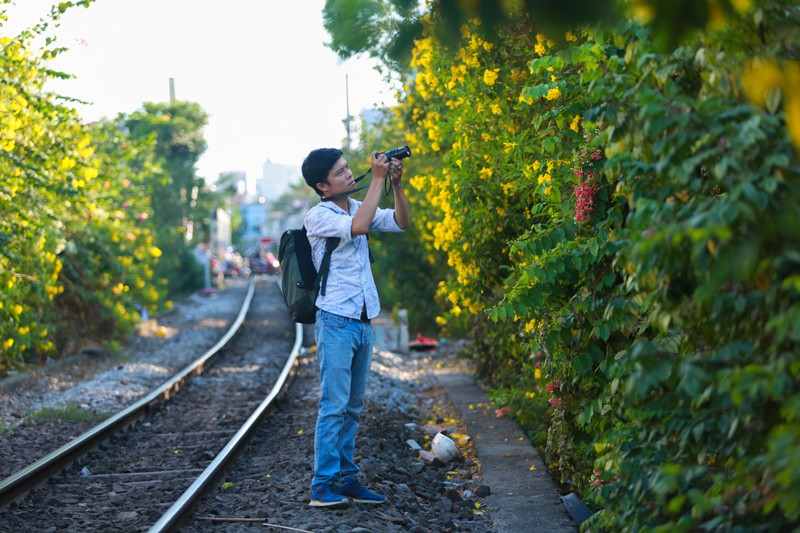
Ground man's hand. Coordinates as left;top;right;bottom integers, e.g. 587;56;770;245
370;151;390;180
389;158;404;187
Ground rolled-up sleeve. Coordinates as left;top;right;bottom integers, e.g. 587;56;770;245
306;205;354;243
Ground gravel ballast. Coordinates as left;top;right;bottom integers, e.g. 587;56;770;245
0;278;498;532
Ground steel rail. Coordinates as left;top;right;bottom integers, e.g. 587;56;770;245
148;320;303;532
0;279;257;508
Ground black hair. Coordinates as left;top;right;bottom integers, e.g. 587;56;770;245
302;148;343;197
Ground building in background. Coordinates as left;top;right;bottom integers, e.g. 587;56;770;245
209;207;232;258
256;160;301;202
263;197;311;241
239;200;269;253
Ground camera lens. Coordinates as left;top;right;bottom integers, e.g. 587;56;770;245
384;146;411;160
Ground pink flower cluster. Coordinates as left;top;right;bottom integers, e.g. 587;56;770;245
546;380;564;408
548;397;565;408
590;469;619;488
495;406;512;418
573;147;603;224
574;179;599;223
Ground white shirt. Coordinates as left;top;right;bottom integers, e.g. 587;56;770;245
304;198;404;320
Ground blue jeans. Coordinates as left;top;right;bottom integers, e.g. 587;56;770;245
311;309;374;490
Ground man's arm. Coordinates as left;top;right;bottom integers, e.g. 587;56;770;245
390;161;410;230
351;151;389;236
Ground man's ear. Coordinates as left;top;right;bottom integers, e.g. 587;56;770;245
316;181;328;195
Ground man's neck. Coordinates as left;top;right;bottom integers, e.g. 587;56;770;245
332;196;349;213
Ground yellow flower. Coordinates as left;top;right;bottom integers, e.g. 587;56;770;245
483;69;499;87
81;167;99;180
535;368;542;379
630;0;654;22
570;115;581;132
12;304;23;315
2;339;13;349
741;59;783;108
787;93;800;149
545;87;562;100
730;0;752;13
448;291;459;305
479;167;493;179
503;141;518;154
565;31;577;42
534;42;546;56
785;61;800;148
149;246;163;258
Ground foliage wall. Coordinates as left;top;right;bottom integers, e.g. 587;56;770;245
394;1;800;529
0;2;209;373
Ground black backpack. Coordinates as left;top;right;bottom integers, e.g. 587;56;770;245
278;227;340;324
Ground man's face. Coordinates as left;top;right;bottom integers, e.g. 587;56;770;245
318;157;354;197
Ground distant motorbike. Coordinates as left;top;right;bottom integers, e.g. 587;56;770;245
249;252;280;275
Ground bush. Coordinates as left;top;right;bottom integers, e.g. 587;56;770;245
396;2;800;529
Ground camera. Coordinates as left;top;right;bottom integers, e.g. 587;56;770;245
383;145;412;160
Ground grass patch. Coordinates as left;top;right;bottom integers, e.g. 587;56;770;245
27;404;111;423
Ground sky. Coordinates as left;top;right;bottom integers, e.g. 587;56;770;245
2;0;397;187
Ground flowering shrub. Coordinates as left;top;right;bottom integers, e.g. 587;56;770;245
393;1;800;529
0;3;171;372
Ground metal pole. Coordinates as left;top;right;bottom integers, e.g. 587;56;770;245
343;75;352;149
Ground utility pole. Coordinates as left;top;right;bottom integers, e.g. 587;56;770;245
169;78;176;103
342;75;352;150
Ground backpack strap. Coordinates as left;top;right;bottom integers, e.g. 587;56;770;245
314;236;341;297
366;234;375;264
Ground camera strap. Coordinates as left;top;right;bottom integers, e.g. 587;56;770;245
320;168;393;203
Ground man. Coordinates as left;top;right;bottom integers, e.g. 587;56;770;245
301;148;410;508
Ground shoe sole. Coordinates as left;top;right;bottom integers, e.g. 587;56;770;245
309;498;351;509
347;496;386;504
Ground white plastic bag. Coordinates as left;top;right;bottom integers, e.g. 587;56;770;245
431;432;460;462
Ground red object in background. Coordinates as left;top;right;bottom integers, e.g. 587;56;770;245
249;251;280;275
409;333;438;351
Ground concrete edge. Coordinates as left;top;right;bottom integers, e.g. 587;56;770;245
433;370;577;533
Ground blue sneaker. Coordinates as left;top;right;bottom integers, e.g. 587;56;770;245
340;479;386;504
309;484;350;508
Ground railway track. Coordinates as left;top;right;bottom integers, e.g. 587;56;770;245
0;278;498;533
0;278;302;532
